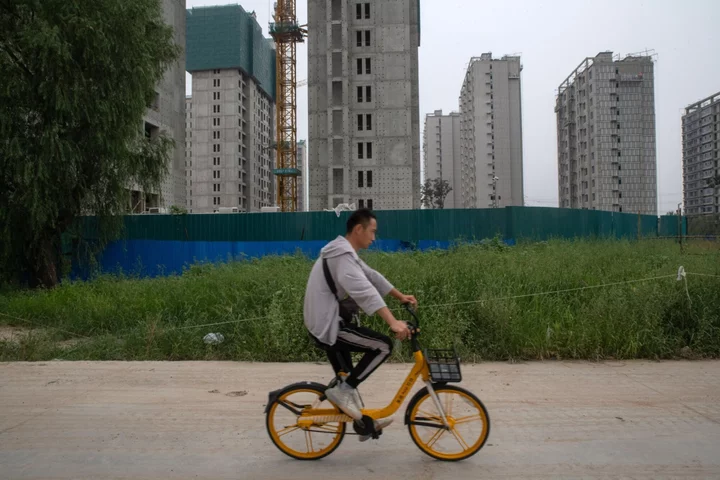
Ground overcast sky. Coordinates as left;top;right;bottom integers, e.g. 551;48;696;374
186;0;720;214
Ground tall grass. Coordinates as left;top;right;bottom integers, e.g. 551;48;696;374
1;238;718;362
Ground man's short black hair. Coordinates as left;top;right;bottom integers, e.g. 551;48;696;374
346;208;376;234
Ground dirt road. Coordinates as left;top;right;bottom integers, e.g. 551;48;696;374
1;359;719;479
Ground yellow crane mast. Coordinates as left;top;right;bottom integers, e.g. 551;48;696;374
269;1;307;212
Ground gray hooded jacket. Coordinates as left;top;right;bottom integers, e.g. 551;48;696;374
303;236;394;345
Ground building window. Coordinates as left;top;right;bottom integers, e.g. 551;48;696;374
358;142;364;159
213;117;220;126
366;142;372;159
359;199;365;208
365;30;371;47
213;170;220;179
367;170;372;187
213;131;220;139
213;157;220;166
367;199;373;210
365;3;370;18
213;105;220;113
213;79;220;87
358;114;364;131
356;31;362;47
357;58;362;75
357;86;363;102
366;114;372;131
356;3;362;20
213;69;220;74
213;92;220;100
366;86;372;101
213;144;220;152
358;171;364;187
365;58;371;74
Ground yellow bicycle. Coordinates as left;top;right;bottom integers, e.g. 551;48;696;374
264;305;491;461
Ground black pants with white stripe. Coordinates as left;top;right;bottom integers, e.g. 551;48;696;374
324;323;393;389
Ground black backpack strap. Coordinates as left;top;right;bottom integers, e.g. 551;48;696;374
322;258;339;300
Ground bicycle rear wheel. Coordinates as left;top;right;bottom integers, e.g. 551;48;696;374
266;383;346;460
405;384;490;461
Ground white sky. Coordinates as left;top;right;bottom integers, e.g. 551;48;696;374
186;0;720;214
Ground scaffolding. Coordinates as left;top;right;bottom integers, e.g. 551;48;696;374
269;1;307;212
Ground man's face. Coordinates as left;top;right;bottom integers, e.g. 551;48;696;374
356;218;377;249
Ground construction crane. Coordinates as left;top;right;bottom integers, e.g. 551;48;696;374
269;1;307;212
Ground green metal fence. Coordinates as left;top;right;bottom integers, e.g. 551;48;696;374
82;207;684;243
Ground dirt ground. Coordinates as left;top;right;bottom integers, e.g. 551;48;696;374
1;359;719;479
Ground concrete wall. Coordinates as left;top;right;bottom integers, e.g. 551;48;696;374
556;52;657;215
186;69;274;213
459;54;524;208
141;0;187;209
297;140;308;211
308;0;421;211
682;91;720;216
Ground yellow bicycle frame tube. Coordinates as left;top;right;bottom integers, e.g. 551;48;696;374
298;351;430;424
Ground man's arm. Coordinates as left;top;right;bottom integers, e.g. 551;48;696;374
335;255;411;339
358;257;418;307
356;257;394;297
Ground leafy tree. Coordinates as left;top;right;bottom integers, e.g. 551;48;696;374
169;205;188;215
420;177;453;209
0;0;181;288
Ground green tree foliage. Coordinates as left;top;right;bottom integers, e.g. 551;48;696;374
421;177;453;209
0;0;181;288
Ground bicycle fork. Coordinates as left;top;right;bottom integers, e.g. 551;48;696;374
424;381;451;428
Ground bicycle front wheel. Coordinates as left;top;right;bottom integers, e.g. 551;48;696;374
406;384;490;461
266;383;346;460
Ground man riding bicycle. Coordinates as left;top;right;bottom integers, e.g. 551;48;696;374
303;208;417;439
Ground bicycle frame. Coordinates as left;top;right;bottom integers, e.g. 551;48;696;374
297;350;430;426
297;305;451;427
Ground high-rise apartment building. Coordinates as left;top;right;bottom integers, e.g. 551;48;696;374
185;5;276;213
185;95;192;208
682;91;720;217
459;53;524;209
297;140;308;211
423;110;461;208
308;0;421;211
556;51;657;214
130;0;186;213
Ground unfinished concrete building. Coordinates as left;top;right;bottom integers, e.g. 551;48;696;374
459;53;524;208
556;51;657;214
308;0;421;211
130;0;187;213
682;91;720;217
185;4;276;213
297;140;308;211
423;110;461;208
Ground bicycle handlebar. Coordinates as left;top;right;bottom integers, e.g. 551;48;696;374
401;303;421;351
402;302;419;327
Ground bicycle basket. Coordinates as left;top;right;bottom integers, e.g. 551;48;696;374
424;347;462;383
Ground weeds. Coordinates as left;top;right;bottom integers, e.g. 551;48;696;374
0;239;718;362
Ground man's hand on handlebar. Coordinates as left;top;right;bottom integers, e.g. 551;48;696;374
390;319;412;341
390;288;418;308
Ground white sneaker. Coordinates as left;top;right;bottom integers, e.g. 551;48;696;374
324;383;362;421
358;417;394;442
